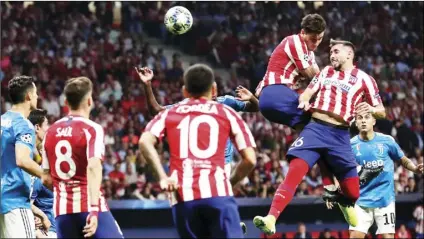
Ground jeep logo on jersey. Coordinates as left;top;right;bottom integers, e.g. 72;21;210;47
20;134;32;143
363;159;384;168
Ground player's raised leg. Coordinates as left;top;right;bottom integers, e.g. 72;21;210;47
254;125;322;235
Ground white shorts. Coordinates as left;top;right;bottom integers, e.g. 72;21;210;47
36;229;57;238
0;208;36;238
349;202;396;235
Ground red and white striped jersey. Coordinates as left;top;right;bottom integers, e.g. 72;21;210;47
307;66;382;124
144;98;256;203
256;34;318;96
42;115;109;217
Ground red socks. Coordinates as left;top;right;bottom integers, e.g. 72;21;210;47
339;176;360;202
268;158;309;219
318;160;335;187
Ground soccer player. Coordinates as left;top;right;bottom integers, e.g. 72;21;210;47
253;39;386;235
41;77;123;238
28;109;56;238
349;112;423;238
1;75;43;238
139;64;257;238
135;66;258;177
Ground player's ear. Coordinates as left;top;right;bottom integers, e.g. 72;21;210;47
211;82;217;98
182;85;190;98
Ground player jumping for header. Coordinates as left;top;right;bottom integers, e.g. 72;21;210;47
254;39;386;235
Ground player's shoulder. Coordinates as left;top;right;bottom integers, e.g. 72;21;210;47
350;135;360;144
354;68;375;81
375;132;396;144
12;112;34;131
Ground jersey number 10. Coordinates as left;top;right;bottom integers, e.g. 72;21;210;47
177;115;219;159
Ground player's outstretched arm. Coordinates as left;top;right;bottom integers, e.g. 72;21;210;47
400;156;424;175
355;102;386;119
15;144;43;178
230;147;256;186
135;67;166;116
235;85;259;112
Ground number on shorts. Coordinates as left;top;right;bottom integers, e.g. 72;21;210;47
290;137;304;148
383;212;395;225
177;115;219;159
55;140;76;180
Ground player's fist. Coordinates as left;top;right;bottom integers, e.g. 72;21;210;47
83;211;98;238
236;85;253;101
41;216;51;231
414;163;424;174
355;102;374;116
160;177;179;192
135;66;154;84
298;100;311;111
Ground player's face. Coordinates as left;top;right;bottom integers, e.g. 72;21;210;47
36;117;49;142
302;30;324;51
28;83;38;110
330;44;349;70
355;112;375;133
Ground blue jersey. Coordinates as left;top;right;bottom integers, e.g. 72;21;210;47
165;95;247;164
1;111;36;214
31;177;56;233
351;132;404;208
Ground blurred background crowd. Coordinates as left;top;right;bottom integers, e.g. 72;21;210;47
1;1;423;237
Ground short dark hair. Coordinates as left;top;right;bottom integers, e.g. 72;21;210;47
8;75;35;104
330;39;356;52
64;77;93;110
28;109;47;127
183;64;215;98
301;14;326;34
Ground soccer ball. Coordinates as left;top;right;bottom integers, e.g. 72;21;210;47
164;6;193;35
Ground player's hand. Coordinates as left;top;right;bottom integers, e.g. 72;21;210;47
34;216;43;228
135;66;154;84
355;102;374;116
160;177;179;192
83;212;98;238
235;85;253;101
414;163;424;174
298;100;311;111
41;216;51;231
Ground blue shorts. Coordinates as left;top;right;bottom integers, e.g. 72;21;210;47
172;196;243;238
56;211;123;238
259;84;311;129
286;119;358;180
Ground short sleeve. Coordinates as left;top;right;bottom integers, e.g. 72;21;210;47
14;119;35;151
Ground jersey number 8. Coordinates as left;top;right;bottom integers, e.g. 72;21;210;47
55;140;77;180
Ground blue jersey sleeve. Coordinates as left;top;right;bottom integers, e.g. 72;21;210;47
217;95;247;112
31;177;41;200
388;137;404;161
14;119;35;150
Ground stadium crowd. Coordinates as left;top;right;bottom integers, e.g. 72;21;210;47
1;1;422;203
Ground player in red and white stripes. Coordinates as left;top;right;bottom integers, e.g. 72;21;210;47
140;64;257;238
41;77;123;238
254;39;386;235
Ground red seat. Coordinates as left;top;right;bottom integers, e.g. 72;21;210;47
285;232;295;239
261;232;283;239
331;231;339;239
311;231;320;238
340;230;349;238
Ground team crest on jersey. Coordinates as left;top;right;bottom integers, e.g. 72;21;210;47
348;76;358;85
20;134;32;143
377;143;384;156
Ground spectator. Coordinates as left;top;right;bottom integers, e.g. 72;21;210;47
395;224;412;239
319;228;336;239
413;203;424;239
294;222;312;239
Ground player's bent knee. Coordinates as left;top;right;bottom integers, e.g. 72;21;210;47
382;233;395;239
349;230;366;239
